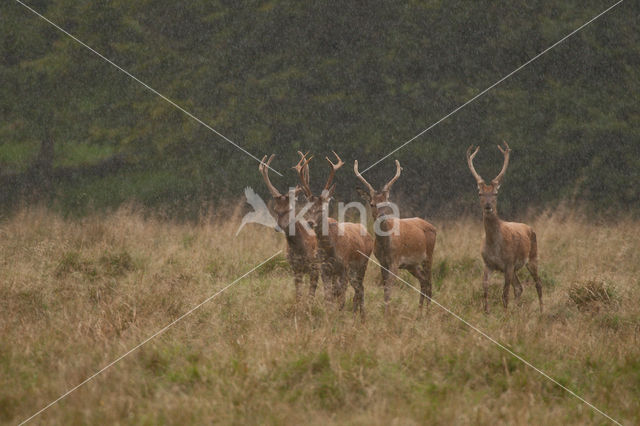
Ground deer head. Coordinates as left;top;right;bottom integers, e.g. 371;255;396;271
466;141;511;214
259;154;302;232
354;159;402;218
294;151;344;228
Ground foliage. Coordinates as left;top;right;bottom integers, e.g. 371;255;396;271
1;1;638;217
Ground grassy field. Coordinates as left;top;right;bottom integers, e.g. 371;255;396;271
1;206;639;425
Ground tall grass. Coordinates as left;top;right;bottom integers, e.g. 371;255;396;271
1;206;639;424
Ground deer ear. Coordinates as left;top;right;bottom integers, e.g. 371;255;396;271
356;187;370;201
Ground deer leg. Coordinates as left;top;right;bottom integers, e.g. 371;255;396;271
293;271;303;302
512;271;523;304
502;265;514;309
407;266;421;298
482;266;491;314
336;269;348;310
308;265;319;299
380;267;389;306
407;266;428;310
329;263;344;308
380;263;396;314
349;268;365;321
422;261;433;308
330;273;338;304
349;270;358;314
321;262;333;304
356;264;367;320
526;261;544;313
347;269;357;313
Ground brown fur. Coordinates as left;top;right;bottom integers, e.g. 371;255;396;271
284;220;320;300
467;144;543;313
259;155;319;300
314;219;373;318
354;160;436;312
296;152;374;319
372;215;436;311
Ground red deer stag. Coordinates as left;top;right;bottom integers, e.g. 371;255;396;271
466;142;543;313
354;160;436;312
259;154;319;300
294;152;373;319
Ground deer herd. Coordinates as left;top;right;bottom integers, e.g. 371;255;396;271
258;142;543;319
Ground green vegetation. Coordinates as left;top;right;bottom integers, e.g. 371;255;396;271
1;1;639;217
1;4;638;421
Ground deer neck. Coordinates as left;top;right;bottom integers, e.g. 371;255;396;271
285;220;313;248
483;209;502;244
377;215;393;233
374;215;393;256
314;218;337;246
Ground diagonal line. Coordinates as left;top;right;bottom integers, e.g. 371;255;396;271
12;0;283;176
19;250;283;425
358;251;622;426
359;0;624;174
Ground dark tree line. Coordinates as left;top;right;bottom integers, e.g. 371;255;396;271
1;1;638;218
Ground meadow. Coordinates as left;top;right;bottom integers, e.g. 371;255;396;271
1;206;639;425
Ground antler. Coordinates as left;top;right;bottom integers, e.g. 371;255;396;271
492;141;511;185
353;160;375;194
382;160;402;193
259;154;282;197
466;145;484;184
296;151;310;187
293;152;313;197
323;151;344;192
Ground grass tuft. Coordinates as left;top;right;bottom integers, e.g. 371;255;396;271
99;250;135;276
55;251;96;278
568;279;618;311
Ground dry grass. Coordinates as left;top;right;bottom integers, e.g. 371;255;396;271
1;206;639;425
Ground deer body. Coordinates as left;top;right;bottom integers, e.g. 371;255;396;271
355;160;436;312
466;143;543;313
482;216;536;273
375;218;436;268
259;154;319;300
321;221;372;267
295;152;373;318
284;220;319;287
315;220;373;313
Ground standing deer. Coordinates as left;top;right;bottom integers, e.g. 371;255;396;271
259;154;319;300
466;142;543;313
354;160;436;312
294;152;373;319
